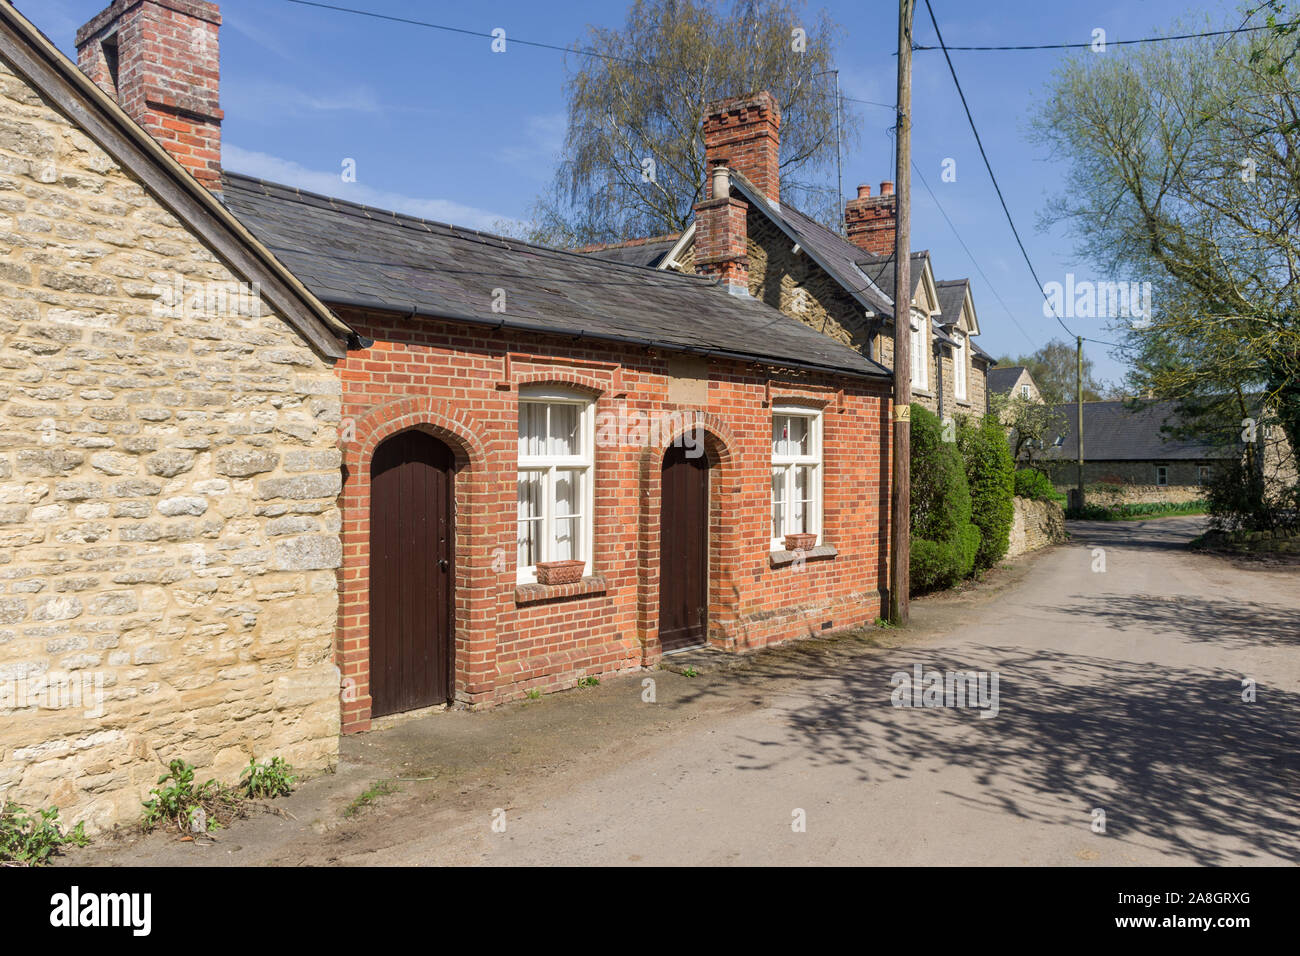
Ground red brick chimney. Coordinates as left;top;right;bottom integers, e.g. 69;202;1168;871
845;182;897;256
702;91;781;203
693;163;750;294
76;0;224;195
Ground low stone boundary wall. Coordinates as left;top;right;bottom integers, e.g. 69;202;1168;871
1008;497;1066;557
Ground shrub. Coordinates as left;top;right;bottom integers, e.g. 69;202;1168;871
1014;468;1065;503
0;802;88;866
1205;456;1299;533
957;414;1015;571
909;404;980;592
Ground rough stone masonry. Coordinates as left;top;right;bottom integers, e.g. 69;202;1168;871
0;53;342;833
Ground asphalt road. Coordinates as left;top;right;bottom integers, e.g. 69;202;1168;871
430;516;1300;866
66;516;1299;866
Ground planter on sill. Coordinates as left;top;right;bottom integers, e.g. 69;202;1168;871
535;560;586;586
784;532;817;552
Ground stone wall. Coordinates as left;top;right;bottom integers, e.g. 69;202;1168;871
1045;460;1215;505
0;53;342;833
1007;496;1065;557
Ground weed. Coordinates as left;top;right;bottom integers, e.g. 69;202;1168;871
240;757;296;799
873;616;895;629
0;802;88;866
681;666;699;678
577;676;599;687
343;780;398;818
525;688;542;700
141;759;245;834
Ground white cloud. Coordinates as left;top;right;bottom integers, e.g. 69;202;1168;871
223;145;524;233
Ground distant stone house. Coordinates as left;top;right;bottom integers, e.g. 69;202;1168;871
987;365;1042;404
1041;400;1239;503
2;0;899;830
583;92;994;423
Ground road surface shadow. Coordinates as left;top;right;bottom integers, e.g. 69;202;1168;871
772;645;1299;865
1045;593;1300;647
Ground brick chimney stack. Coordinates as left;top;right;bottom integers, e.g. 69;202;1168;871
702;91;781;203
845;181;897;256
76;0;224;195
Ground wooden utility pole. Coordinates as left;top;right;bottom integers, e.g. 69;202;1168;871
1076;335;1085;509
889;0;914;625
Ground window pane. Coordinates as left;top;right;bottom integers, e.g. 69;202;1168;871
773;415;810;457
518;403;546;459
548;403;581;457
517;471;543;567
772;466;786;537
795;465;815;532
552;469;583;562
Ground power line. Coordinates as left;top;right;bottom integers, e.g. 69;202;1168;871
281;0;895;110
910;159;1039;351
912;20;1297;52
920;0;1075;342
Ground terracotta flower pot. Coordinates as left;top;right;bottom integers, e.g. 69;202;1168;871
784;532;817;552
535;560;586;585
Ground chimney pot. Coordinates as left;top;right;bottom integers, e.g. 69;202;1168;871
843;175;898;256
712;165;731;200
857;184;871;199
880;181;894;196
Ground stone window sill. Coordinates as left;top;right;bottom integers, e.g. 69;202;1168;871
515;574;608;606
769;544;838;568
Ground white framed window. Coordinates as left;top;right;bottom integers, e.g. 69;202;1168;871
1197;465;1211;485
517;389;594;583
952;331;968;401
1155;465;1169;487
1021;384;1031;399
909;311;928;391
771;406;823;551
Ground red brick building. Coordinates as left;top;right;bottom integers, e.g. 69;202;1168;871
66;0;898;734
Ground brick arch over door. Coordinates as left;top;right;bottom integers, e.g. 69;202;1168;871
339;398;491;733
636;413;742;661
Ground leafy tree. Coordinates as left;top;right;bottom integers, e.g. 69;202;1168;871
989;390;1068;465
910;404;979;592
994;339;1106;405
526;0;857;247
1029;14;1300;523
956;413;1015;572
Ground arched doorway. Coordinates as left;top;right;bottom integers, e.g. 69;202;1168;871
659;443;712;653
369;430;455;715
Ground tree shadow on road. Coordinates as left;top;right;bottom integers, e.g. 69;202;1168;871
767;645;1299;865
1043;594;1300;647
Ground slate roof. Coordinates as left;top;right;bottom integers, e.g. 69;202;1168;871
219;173;889;379
987;366;1028;395
580;237;678;269
727;174;896;317
934;279;969;327
1041;400;1240;461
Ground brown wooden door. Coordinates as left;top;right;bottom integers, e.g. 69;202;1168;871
369;430;454;716
659;444;710;653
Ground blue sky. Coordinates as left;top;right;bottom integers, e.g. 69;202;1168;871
26;0;1248;384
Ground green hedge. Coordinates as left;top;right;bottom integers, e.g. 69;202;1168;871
958;414;1015;572
1014;468;1066;503
909;404;980;592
